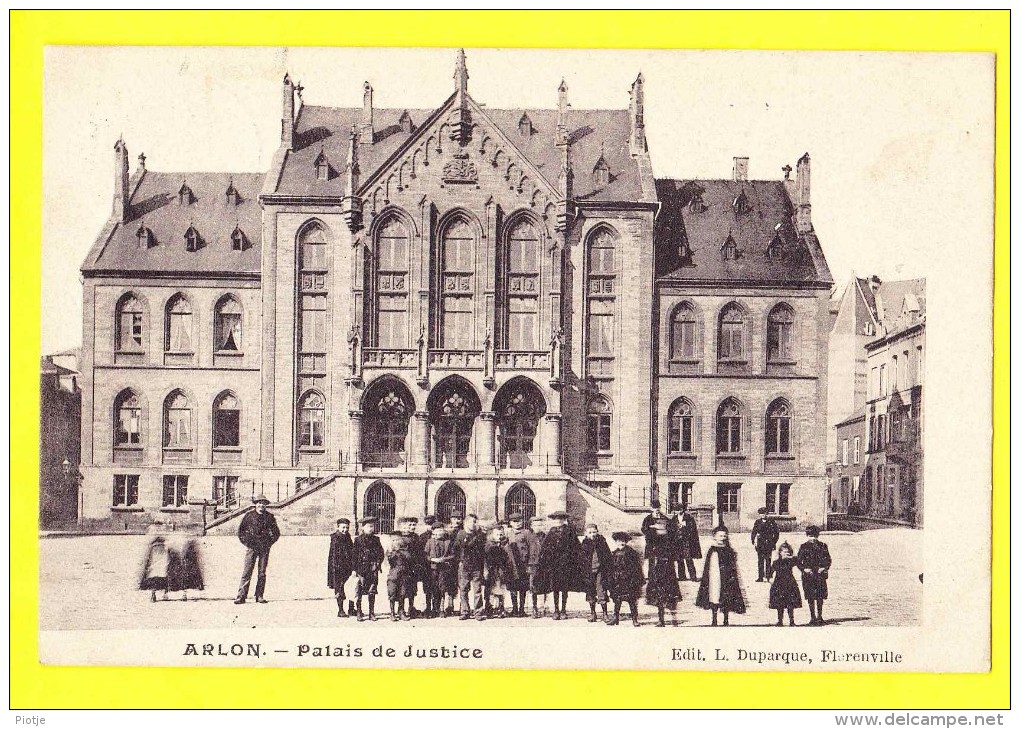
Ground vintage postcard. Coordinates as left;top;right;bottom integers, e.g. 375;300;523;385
37;45;993;674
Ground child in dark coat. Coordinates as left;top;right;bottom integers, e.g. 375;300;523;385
535;511;583;620
353;517;384;621
579;524;614;623
326;518;354;617
797;525;833;625
644;517;681;627
769;542;803;626
696;525;746;626
386;518;418;621
607;532;644;627
425;522;457;617
484;526;517;618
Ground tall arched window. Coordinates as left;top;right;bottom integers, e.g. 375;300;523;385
429;378;480;468
364;481;396;534
503;219;541;350
439;217;476;349
300;224;328;271
298;391;325;449
163;390;192;448
362;380;413;467
586;227;617;377
371;216;410;348
298;225;329;375
494;378;547;469
213;392;241;449
214;296;243;352
716;398;743;454
114;389;143;446
505;482;537;523
765;399;792;455
717;303;746;364
667;398;696;454
586;395;612;455
670;302;698;360
435;481;467;524
766;303;795;363
165;295;193;353
116;294;145;352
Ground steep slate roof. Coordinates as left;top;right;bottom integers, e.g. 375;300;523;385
82;172;263;276
654;178;831;285
875;278;926;335
835;406;867;429
40;357;76;377
270;102;644;203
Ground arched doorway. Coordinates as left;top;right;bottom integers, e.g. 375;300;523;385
364;481;396;534
505;481;537;523
362;377;414;468
427;377;481;468
494;378;547;469
435;481;467;525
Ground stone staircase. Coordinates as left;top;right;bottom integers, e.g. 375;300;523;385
204;474;340;535
564;476;650;535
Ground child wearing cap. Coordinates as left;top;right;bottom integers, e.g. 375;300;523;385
608;531;644;626
645;516;682;627
797;526;832;625
507;513;541;617
696;525;746;626
484;525;516;618
326;518;354;618
425;520;457;617
417;516;437;616
535;511;583;620
579;523;613;623
386;518;418;621
769;542;803;626
352;517;384;621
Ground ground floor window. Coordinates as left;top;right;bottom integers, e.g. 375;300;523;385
113;474;139;507
717;482;741;515
505;481;537;523
765;482;791;515
162;475;189;508
213;475;238;506
668;481;694;512
364;481;396;534
435;482;466;524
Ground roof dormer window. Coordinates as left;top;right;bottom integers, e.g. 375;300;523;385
592;154;610;188
733;189;751;215
766;234;784;260
225;181;240;206
184;225;202;252
678;239;693;267
178;182;194;206
230;226;247;252
688;194;707;213
314;150;330;181
399;110;414;134
722;233;740;261
518;112;533;137
136;224;154;249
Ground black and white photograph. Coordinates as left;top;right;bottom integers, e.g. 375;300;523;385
37;46;993;672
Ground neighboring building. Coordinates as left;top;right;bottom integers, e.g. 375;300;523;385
78;51;833;534
40;352;82;528
861;279;925;526
830;408;865;515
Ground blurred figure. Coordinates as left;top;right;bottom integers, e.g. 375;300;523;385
139;532;170;602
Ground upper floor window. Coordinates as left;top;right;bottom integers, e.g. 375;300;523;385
114;389;142;446
766;304;795;362
165;295;193;353
669;303;698;360
230;226;248;251
116;294;145;352
504;219;541;350
765;399;792;455
163;391;192;448
667;398;696;454
592;154;610;188
213;392;241;449
439;217;476;349
891;355;899;391
586;395;612;454
372;217;410;349
300;295;327;353
300;224;328;271
853;436;861;464
184;225;202;252
716;398;744;454
298;391;325;449
214;296;243;352
717;303;746;362
586;227;617;375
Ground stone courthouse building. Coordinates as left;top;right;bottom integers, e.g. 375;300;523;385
78;51;833;534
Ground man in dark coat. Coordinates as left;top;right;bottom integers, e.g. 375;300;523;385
535;511;583;620
673;504;702;581
326;518;354;617
579;523;614;623
750;507;781;582
455;514;488;620
234;496;280;605
507;513;542;617
353;517;384;621
797;525;833;625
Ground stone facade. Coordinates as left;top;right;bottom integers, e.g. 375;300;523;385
77;51;834;535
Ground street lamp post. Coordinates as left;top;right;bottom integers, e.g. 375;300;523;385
62;458;83;531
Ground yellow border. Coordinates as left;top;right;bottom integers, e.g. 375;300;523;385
11;10;1009;709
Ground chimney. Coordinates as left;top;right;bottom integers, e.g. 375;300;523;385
868;275;882;295
137;152;146;174
796;152;812;232
732;157;749;181
360;81;374;143
281;74;295;149
629;73;646;155
557;79;569;130
113;137;130;221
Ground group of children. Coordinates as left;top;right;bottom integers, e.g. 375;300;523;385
324;507;833;627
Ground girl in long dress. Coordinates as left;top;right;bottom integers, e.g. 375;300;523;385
139;535;170;602
695;525;746;626
768;542;803;626
644;518;681;627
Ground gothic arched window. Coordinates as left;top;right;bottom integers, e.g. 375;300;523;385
298;391;325;449
363;381;413;468
670;302;698;360
114;389;143;446
214;296;243;352
717;303;746;362
586;395;612;454
364;481;396;534
766;399;792;455
371;216;410;349
300;223;328;271
586;227;617;377
503;219;541;350
667;398;696;454
439;217;476;349
716;398;744;454
429;378;480;468
766;303;795;363
505;482;537;523
213;391;241;449
435;481;467;524
495;378;546;469
163;390;192;448
164;294;193;353
115;294;145;352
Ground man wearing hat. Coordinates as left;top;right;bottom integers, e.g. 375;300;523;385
414;516;435;617
607;531;644;626
750;507;781;582
675;503;702;581
797;526;832;625
535;511;583;620
353;517;384;621
326;517;355;617
234;495;281;605
507;512;542;617
454;513;488;620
